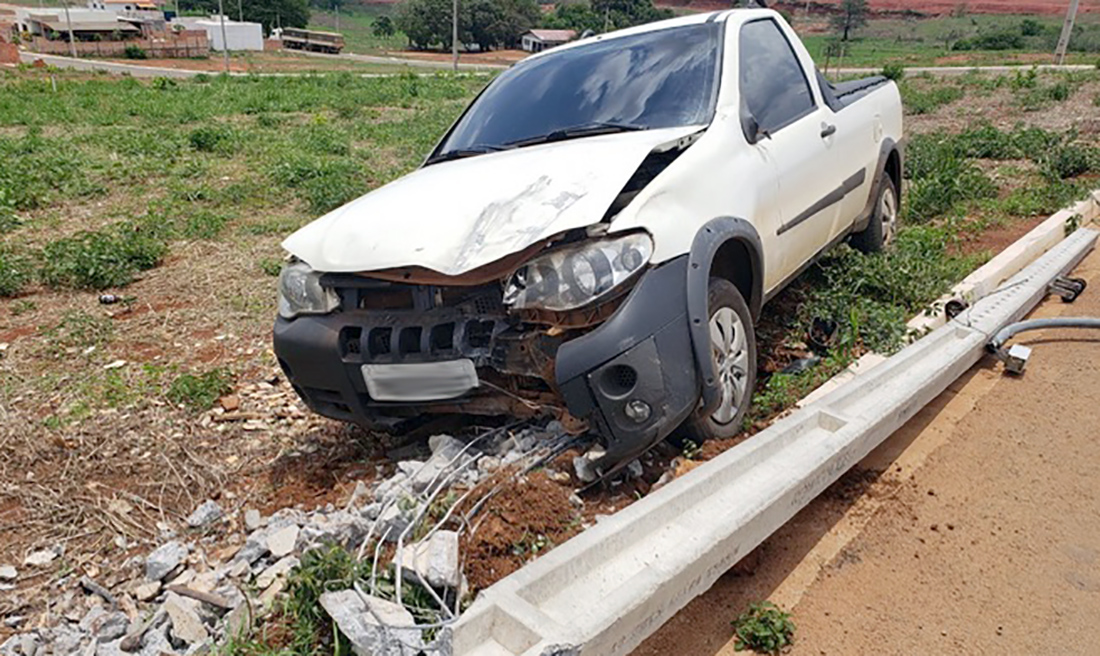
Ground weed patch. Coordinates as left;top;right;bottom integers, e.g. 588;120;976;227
39;221;168;290
167;368;233;410
0;246;34;297
732;601;795;655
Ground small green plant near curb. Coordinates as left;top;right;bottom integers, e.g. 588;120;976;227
0;247;33;297
880;62;904;81
167;368;233;410
732;601;795;655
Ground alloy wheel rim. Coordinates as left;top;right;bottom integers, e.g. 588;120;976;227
709;306;748;425
881;186;898;246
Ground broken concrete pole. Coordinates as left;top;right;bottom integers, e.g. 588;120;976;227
163;593;209;645
396;531;461;590
319;590;423;656
145;542;187;581
185;501;224;528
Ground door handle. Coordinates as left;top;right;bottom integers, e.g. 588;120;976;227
820;123;837;138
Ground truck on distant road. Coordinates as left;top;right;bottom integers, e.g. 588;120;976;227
280;27;345;54
272;9;904;477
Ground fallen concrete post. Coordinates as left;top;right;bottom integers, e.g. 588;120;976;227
451;228;1098;656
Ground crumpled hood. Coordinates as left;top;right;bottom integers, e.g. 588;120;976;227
281;126;702;276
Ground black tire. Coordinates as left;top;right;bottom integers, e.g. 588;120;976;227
682;277;757;442
851;175;899;254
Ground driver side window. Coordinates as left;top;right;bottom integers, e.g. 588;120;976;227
739;19;815;136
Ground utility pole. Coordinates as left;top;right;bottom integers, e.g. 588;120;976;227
217;0;230;73
1054;0;1079;65
451;0;458;72
62;0;77;59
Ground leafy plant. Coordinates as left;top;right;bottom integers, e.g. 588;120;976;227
880;62;905;81
123;44;147;59
732;602;795;655
167;368;233;410
259;257;284;277
0;247;34;297
39;221;167;290
188;124;239;154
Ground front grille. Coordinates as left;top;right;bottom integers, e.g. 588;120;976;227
325;276;509;366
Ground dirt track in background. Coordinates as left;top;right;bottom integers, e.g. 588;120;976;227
636;247;1100;655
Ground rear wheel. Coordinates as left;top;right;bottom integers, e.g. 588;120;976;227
683;277;757;442
851;175;899;253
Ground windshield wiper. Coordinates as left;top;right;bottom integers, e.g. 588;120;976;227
505;122;646;148
425;144;510;165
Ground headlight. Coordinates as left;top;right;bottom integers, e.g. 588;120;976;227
502;233;653;311
278;260;340;319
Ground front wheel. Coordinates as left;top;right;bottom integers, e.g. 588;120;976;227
683;277;757;442
850;175;899;254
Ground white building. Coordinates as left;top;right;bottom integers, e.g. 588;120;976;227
520;29;576;53
173;15;263;51
87;0;158;13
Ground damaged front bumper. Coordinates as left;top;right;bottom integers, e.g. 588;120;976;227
273;256;701;472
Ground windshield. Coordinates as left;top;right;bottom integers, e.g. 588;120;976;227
432;22;722;160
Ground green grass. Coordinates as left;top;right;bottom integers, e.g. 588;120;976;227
798;13;1100;69
167;368;233;411
309;5;408;55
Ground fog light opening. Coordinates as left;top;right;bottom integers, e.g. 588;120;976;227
625;399;651;423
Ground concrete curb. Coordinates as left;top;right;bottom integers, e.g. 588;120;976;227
451;229;1098;655
801;191;1100;407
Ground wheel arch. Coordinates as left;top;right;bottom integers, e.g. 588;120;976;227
687;217;764;414
853;137;904;233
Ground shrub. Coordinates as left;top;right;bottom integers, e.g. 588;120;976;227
188;124;238;154
732;602;796;655
39;222;167;290
0;247;33;297
167;368;232;410
0;189;18;234
905;134;997;221
1043;144;1094;179
881;62;905;81
123;44;147;60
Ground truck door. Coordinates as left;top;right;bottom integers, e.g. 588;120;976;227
738;17;839;280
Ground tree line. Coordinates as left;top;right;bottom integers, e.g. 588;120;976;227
394;0;672;51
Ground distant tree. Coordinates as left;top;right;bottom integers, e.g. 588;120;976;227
373;15;396;37
179;0;310;32
396;0;538;50
545;0;670;34
830;0;868;41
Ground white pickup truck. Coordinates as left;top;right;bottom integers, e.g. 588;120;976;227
273;9;904;477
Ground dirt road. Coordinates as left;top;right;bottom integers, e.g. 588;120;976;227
636;247;1100;655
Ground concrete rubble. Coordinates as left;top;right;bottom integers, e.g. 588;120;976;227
0;423;575;656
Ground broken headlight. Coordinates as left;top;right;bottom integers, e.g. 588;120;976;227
502;233;653;311
277;260;340;319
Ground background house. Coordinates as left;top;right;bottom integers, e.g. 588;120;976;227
520;28;576;53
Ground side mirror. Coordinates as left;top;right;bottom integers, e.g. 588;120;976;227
741;113;770;144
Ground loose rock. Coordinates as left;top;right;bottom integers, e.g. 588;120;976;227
23;550;57;567
265;525;299;559
320;590;423;656
185;501;224;529
396;531;461;590
0;565;16;581
145;542;187;582
163;593;208;646
242;510;263;532
255;556;299;590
